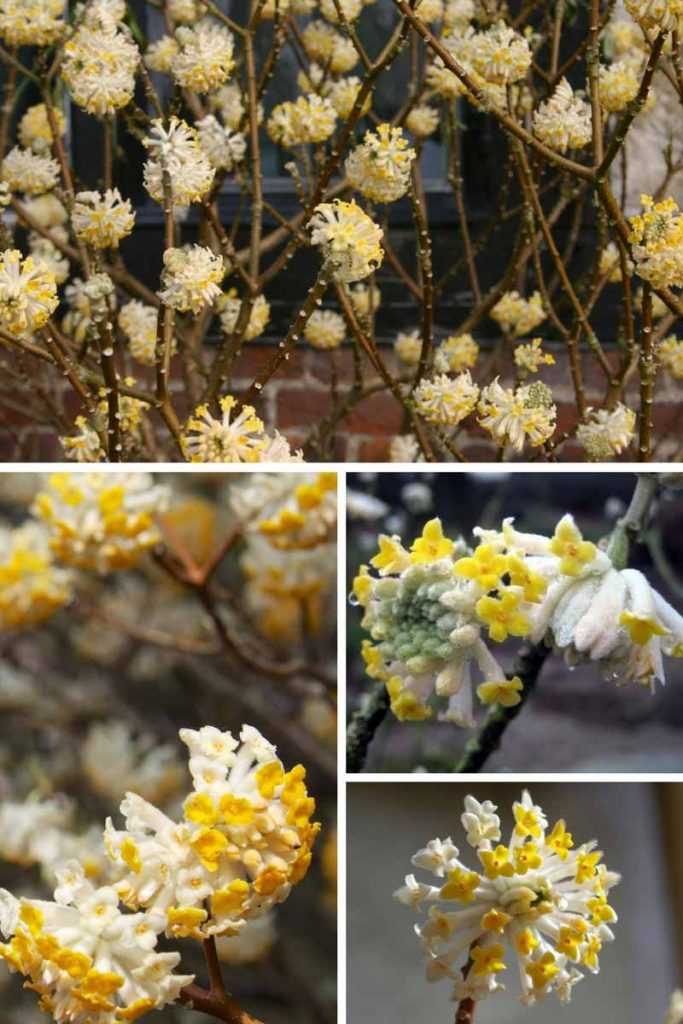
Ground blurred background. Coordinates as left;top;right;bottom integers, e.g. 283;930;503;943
347;471;683;772
347;781;683;1024
0;471;336;1024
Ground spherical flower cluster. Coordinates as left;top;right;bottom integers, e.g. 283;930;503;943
470;21;532;85
1;146;59;195
304;309;346;349
118;300;168;366
217;291;271;341
168;0;201;22
353;516;544;724
659;334;683;378
171;21;235;93
0;871;193;1024
624;0;683;33
309;199;383;282
236;472;337;551
345;124;416;204
444;0;475;27
406;105;440;138
145;35;180;73
532;79;591;153
395;791;620;1005
103;724;319;938
302;21;358;73
210;83;262;130
72;189;135;249
599;59;652;113
181;396;303;463
196;115;246;171
394;329;422;366
491;290;546;337
389;433;422;462
22;193;67;230
513;338;555;374
328;77;370;119
349;281;381;319
413;371;480;427
478;379;556;451
63;273;116;342
143;118;215;206
159;245;225;313
267;95;337;147
425;30;476;99
33;472;167;572
628;194;683;289
0;249;58;336
62;23;139;116
576;405;636;461
320;0;363;20
18;104;65;154
0;523;72;629
434;333;479;373
0;0;64;47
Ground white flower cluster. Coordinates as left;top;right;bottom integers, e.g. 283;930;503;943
181;396;303;463
62;21;139;117
395;791;620;1005
345;124;416;204
532;79;591;153
143;118;215;207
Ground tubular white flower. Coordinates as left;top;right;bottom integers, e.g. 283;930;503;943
217;291;271;341
0;0;64;47
395;790;620;1006
196;115;246;171
0;522;72;629
413;371;480;427
478;379;556;452
532;78;591;153
345;124;416;204
576;405;636;461
0;249;58;335
181;396;303;463
304;309;346;349
32;473;168;573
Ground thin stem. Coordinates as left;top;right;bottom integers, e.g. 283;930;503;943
638;282;655;461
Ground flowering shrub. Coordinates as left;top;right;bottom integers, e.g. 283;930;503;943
1;0;683;460
0;470;337;1023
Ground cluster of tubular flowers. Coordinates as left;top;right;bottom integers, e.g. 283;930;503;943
0;870;193;1024
103;724;319;939
599;241;632;282
624;0;683;33
240;471;337;551
575;405;636;461
434;334;479;373
482;514;683;689
532;79;591;152
180;396;303;463
302;21;358;73
32;472;168;572
143;118;215;207
659;335;683;378
352;516;546;725
1;146;59;195
491;290;546;337
345;124;416;204
118;300;170;366
171;20;235;92
628;194;683;289
18;103;65;153
159;245;225;313
267;95;337;147
406;105;440;138
389;433;422;462
62;22;139;116
217;291;271;341
478;379;556;452
0;249;58;335
61;381;147;463
0;0;64;47
72;189;135;249
304;309;346;349
309;200;384;282
394;329;422;366
0;522;72;629
598;58;652;113
513;338;555;375
394;791;620;1006
469;21;532;84
196;116;246;171
413;372;480;428
328;77;369;119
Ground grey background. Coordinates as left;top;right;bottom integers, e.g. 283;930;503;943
348;782;678;1024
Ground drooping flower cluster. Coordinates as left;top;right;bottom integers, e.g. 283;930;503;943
118;300;168;366
181;396;303;463
513;338;555;375
32;473;168;572
18;103;65;153
345;124;416;204
309;200;384;282
532;79;592;153
304;309;346;349
0;523;72;629
628;194;683;289
395;791;620;1005
1;146;59;195
434;334;479;374
104;724;319;939
196;115;246;171
624;0;683;33
478;379;556;452
267;95;337;146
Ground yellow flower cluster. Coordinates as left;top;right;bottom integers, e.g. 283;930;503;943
628;193;683;289
309;199;384;282
0;523;72;629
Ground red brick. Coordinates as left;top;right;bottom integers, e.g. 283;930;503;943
344;392;403;435
275;385;332;429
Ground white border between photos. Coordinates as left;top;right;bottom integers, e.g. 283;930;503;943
4;460;683;1024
